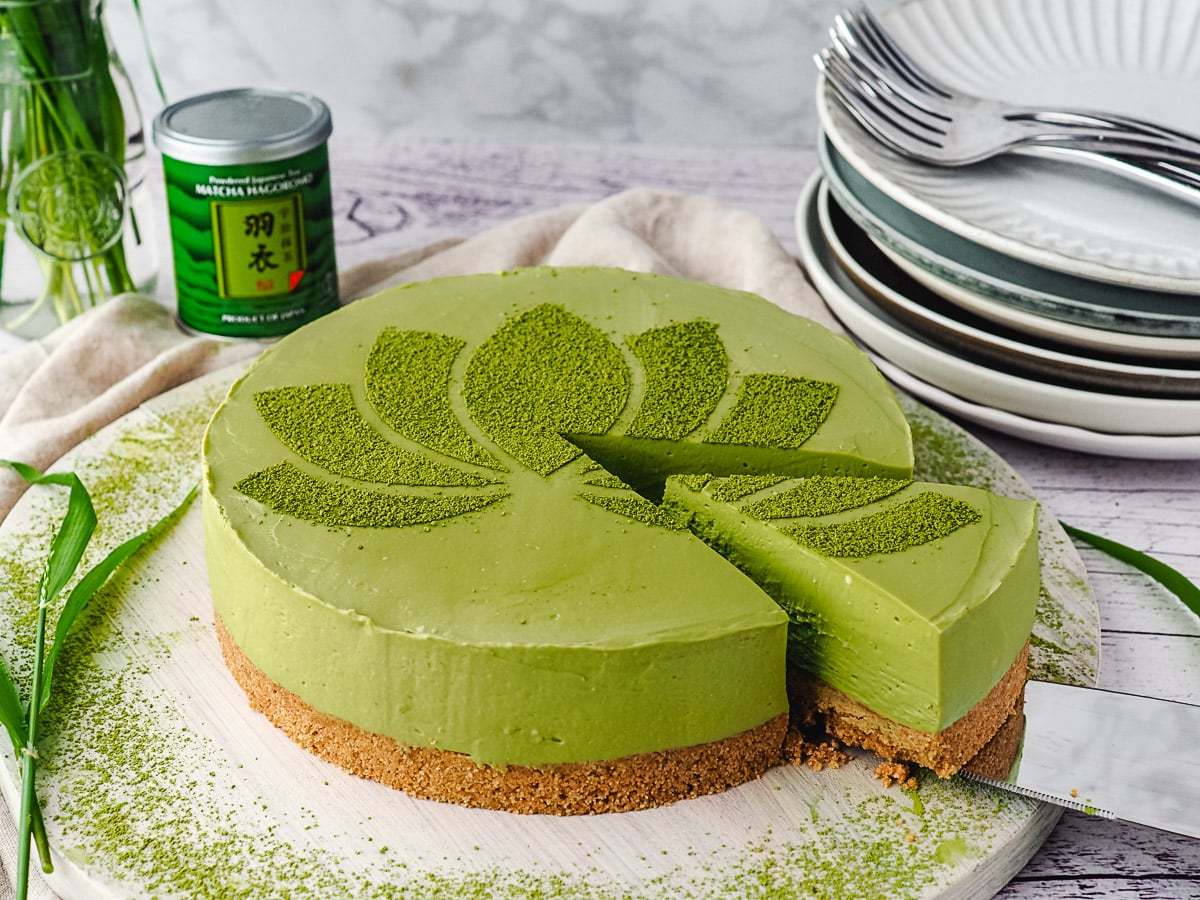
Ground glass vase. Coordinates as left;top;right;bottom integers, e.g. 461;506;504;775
0;0;156;335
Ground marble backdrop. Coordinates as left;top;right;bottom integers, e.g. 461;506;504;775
105;0;850;148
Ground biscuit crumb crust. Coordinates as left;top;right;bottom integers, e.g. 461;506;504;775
787;642;1029;778
216;614;788;815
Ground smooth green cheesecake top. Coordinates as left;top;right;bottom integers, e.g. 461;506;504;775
202;266;914;766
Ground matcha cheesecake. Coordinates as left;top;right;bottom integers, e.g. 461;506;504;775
203;266;1039;813
202;266;915;813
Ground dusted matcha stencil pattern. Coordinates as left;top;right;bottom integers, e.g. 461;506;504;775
701;474;982;558
237;302;845;531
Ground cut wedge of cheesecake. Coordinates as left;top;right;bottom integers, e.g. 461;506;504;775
664;473;1039;775
569;430;1040;776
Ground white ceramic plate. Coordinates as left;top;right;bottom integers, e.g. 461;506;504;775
797;175;1200;437
876;357;1200;460
818;137;1200;355
817;0;1200;293
878;246;1200;363
817;185;1200;398
0;365;1099;899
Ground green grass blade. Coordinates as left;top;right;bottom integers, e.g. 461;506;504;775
18;603;49;894
0;608;49;877
129;0;167;102
0;658;47;866
38;486;198;711
0;692;50;880
38;531;147;712
0;462;96;894
2;462;197;893
1;462;97;607
0;655;28;755
1061;521;1200;620
0;658;46;865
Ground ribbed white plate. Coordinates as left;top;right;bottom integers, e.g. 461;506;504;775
817;0;1200;293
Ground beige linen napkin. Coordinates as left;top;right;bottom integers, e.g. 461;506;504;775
0;187;831;899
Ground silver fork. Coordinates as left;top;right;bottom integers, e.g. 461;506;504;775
820;4;1200;168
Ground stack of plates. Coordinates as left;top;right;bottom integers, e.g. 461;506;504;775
796;0;1200;459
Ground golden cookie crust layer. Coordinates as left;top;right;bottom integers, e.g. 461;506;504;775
216;614;789;814
787;642;1030;778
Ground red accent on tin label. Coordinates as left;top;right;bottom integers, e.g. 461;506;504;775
289;270;305;291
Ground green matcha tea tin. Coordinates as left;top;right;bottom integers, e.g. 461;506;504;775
153;88;339;337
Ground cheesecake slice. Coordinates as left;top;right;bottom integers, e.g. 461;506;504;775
660;473;1040;776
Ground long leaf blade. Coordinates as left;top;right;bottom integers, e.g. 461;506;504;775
0;655;28;753
39;486;197;711
1;462;194;891
1;461;97;607
129;0;167;102
1061;520;1200;620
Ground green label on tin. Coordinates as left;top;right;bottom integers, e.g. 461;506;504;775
161;143;338;338
211;193;307;298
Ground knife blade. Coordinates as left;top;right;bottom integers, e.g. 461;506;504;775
961;680;1200;839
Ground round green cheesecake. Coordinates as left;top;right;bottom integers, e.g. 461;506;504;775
202;266;915;777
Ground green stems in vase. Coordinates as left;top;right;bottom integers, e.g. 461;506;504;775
0;0;154;328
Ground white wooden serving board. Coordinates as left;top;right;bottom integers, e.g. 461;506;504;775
0;366;1099;899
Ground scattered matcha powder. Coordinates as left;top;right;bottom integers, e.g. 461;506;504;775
705;373;838;448
785;493;982;558
625;320;726;440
